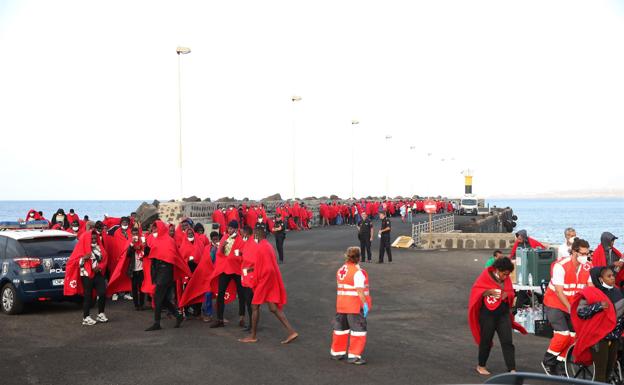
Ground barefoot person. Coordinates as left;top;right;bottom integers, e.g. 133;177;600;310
239;227;298;344
468;257;526;375
330;247;371;365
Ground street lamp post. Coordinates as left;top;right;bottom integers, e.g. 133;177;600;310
385;135;392;199
291;95;302;200
176;46;191;201
409;146;416;197
351;120;359;200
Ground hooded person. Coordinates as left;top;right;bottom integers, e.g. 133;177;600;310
63;230;109;326
571;266;624;383
178;242;216;321
239;227;298;344
209;220;246;329
212;208;227;236
468;257;526;375
178;227;204;317
144;220;191;331
25;209;41;222
51;209;70;230
106;227;147;308
591;232;622;272
67;220;85;238
106;217;134;301
67;209;79;226
508;230;546;259
193;223;209;251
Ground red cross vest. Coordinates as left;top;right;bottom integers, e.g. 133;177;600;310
336;262;372;314
543;256;592;313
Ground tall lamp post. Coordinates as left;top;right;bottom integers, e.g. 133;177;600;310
409;145;416;197
176;46;191;201
350;120;359;200
291;95;302;200
385;135;392;198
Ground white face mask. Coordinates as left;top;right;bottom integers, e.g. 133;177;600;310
121;225;128;230
152;233;158;238
29;213;34;217
72;226;79;231
133;236;139;242
568;237;576;245
258;218;263;222
578;256;588;264
56;215;64;221
91;243;97;248
188;236;194;242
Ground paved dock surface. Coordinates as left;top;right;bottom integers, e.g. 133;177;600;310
0;221;545;385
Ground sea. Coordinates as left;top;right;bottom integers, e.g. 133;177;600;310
0;198;621;249
489;198;623;250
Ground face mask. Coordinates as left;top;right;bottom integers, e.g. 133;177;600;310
29;213;34;217
91;243;97;248
258;218;263;222
243;236;248;241
188;236;194;242
602;281;614;290
578;256;588;264
152;233;158;238
72;226;79;231
568;237;575;245
133;236;138;242
56;215;64;221
121;225;128;230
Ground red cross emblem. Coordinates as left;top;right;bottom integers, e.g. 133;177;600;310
338;265;348;280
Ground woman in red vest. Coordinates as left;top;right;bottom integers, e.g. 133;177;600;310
330;246;371;365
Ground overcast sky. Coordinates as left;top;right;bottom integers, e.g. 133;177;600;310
1;0;623;201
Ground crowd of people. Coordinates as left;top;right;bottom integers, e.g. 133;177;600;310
469;228;623;382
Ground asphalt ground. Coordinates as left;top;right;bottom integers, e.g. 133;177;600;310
0;219;547;385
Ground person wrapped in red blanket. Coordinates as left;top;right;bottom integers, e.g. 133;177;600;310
508;229;546;259
571;266;624;383
64;230;109;325
239;226;298;344
591;232;623;285
144;220;191;331
468;257;526;375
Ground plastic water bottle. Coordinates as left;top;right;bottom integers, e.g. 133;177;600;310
528;273;533;287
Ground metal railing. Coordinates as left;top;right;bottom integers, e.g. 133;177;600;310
411;214;454;246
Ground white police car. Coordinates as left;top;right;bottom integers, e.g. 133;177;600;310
0;221;77;314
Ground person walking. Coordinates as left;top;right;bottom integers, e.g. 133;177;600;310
330;246;371;365
272;213;286;263
378;211;392;263
468;257;526;375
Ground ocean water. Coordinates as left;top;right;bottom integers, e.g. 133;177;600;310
0;199;622;250
0;201;144;223
490;198;624;250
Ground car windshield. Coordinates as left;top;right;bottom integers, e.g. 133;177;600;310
18;237;77;257
462;199;477;206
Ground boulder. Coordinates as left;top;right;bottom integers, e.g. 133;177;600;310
151;200;160;207
261;193;282;202
203;197;211;202
182;195;201;202
319;196;329;201
134;202;160;230
216;197;236;203
329;195;341;200
303;196;317;200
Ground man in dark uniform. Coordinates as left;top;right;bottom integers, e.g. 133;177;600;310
378;211;392;263
357;212;373;263
272;213;286;263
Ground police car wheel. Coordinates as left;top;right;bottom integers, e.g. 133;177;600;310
1;283;24;315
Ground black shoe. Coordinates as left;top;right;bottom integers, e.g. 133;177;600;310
347;357;367;365
145;323;161;332
174;313;184;328
555;362;566;377
331;354;346;361
541;361;559;376
210;320;225;328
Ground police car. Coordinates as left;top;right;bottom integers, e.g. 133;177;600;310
0;221;77;314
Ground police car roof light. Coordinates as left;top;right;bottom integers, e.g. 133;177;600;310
0;220;49;231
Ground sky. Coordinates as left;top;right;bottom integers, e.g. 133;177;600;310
0;0;623;201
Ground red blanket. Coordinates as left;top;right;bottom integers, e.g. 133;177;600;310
178;247;215;307
251;239;287;309
571;287;616;365
468;267;527;345
64;230;108;296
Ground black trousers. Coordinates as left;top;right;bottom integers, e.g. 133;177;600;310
153;282;178;323
81;274;106;318
593;339;619;383
478;307;516;370
242;287;253;325
216;273;245;321
379;236;392;262
131;270;145;307
359;238;372;261
275;235;285;262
